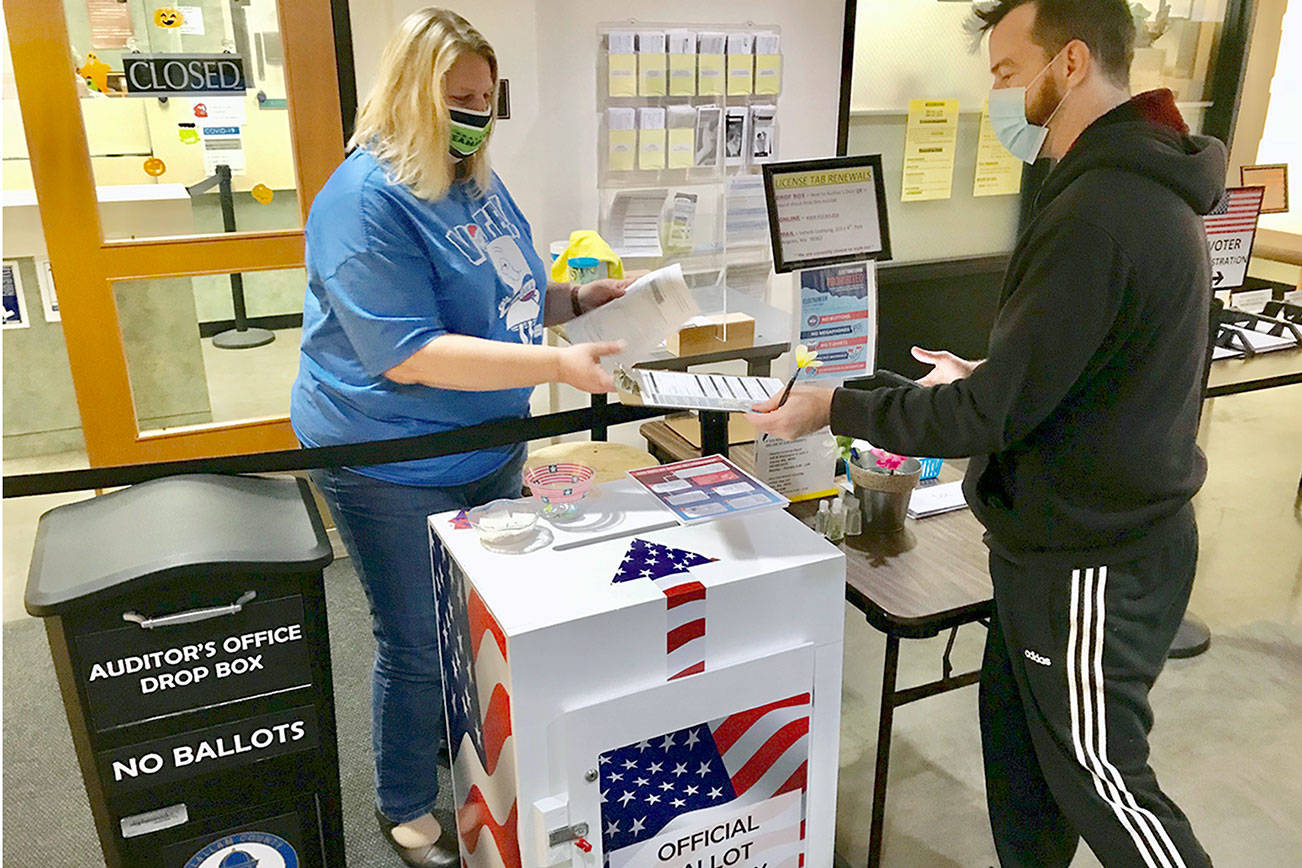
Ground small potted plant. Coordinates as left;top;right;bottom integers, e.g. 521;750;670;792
845;446;922;534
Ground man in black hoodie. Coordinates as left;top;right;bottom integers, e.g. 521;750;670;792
750;1;1221;865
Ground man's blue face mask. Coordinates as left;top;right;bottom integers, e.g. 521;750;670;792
988;48;1071;163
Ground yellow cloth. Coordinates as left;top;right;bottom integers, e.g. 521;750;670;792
549;231;625;282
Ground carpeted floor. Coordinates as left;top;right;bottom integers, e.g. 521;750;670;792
1;559;451;867
5;558;1300;866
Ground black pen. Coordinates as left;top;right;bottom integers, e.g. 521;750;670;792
773;370;800;409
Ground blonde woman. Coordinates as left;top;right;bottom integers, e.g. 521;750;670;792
290;9;627;866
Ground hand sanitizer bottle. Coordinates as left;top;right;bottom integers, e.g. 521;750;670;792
843;493;862;536
814;500;830;536
827;498;845;542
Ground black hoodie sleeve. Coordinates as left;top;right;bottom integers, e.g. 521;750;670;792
829;217;1132;457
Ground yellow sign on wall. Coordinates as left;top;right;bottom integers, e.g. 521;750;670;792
901;99;959;202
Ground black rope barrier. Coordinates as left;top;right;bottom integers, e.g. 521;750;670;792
3;403;669;499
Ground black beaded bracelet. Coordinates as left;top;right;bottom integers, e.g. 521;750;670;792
570;285;584;318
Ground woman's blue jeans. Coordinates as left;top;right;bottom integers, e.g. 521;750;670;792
310;450;524;823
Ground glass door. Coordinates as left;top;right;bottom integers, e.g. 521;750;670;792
5;0;344;466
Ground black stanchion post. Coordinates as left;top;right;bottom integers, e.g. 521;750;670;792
208;164;273;350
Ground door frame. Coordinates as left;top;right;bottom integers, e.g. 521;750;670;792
5;0;346;466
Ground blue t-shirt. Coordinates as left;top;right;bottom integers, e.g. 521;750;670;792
291;149;548;486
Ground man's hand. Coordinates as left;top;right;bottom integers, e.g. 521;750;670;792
557;341;624;393
911;346;981;386
745;386;835;441
576;278;633;314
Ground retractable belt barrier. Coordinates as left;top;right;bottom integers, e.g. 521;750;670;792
3;403;670;499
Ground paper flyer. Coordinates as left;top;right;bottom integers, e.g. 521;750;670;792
901;99;958;202
973;102;1023;197
797;261;876;381
628;456;789;525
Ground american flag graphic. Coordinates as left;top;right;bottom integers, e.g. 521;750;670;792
598;693;810;867
434;542;521;868
612;539;716;681
1203;186;1264;234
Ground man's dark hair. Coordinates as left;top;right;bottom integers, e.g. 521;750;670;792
970;0;1135;86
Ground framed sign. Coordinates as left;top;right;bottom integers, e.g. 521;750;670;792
1203;186;1265;291
36;258;60;322
762;154;892;272
1239;164;1289;213
3;260;30;329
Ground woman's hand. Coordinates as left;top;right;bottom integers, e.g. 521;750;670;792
910;346;981;386
576;278;633;314
557;341;625;393
745;386;835;441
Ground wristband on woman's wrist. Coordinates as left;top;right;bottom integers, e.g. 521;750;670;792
570;284;584;318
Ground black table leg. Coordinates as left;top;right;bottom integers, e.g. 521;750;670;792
868;633;900;868
590;393;609;441
700;410;729;458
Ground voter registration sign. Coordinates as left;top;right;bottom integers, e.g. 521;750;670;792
763;154;892;272
1203;186;1265;290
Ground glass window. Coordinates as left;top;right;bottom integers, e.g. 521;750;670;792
114;266;305;432
63;0;301;240
1255;0;1300;236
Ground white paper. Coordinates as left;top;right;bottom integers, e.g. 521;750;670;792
727;32;754;54
608;31;636;54
192;96;245;125
638;106;666;130
754;429;838;500
607;107;636;131
36;258;59;322
907;481;968;518
754;31;781;54
566;264;699;371
724;106;749;166
608;190;667;258
638;31;666;54
697;32;726;55
751;104;777;163
178;5;204;35
667;105;696;129
694;105;721;167
1229;326;1296;353
725;175;769;245
2;260;30;329
667;30;696;54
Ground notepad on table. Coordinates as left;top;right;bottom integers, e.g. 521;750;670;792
907;481;968;519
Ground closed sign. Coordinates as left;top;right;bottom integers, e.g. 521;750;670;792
123;54;247;97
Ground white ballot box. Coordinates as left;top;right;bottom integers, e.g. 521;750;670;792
429;479;845;868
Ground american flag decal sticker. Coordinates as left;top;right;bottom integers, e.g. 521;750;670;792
598;693;810;868
612;539;717;681
434;542;522;868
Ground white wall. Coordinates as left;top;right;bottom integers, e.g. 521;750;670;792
347;0;847;254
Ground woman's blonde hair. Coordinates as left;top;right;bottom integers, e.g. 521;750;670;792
349;7;497;200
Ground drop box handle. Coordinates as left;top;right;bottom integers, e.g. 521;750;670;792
122;590;257;629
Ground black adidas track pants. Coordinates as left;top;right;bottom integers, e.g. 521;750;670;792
980;518;1211;867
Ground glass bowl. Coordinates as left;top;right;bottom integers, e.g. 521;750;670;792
466;499;539;548
523;463;596;518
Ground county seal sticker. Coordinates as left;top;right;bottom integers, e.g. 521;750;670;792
184;830;298;868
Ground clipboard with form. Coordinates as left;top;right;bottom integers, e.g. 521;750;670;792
619;368;783;412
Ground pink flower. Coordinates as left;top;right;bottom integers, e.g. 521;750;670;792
870;448;907;471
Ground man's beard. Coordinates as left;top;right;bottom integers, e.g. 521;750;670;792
1027;72;1065;128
